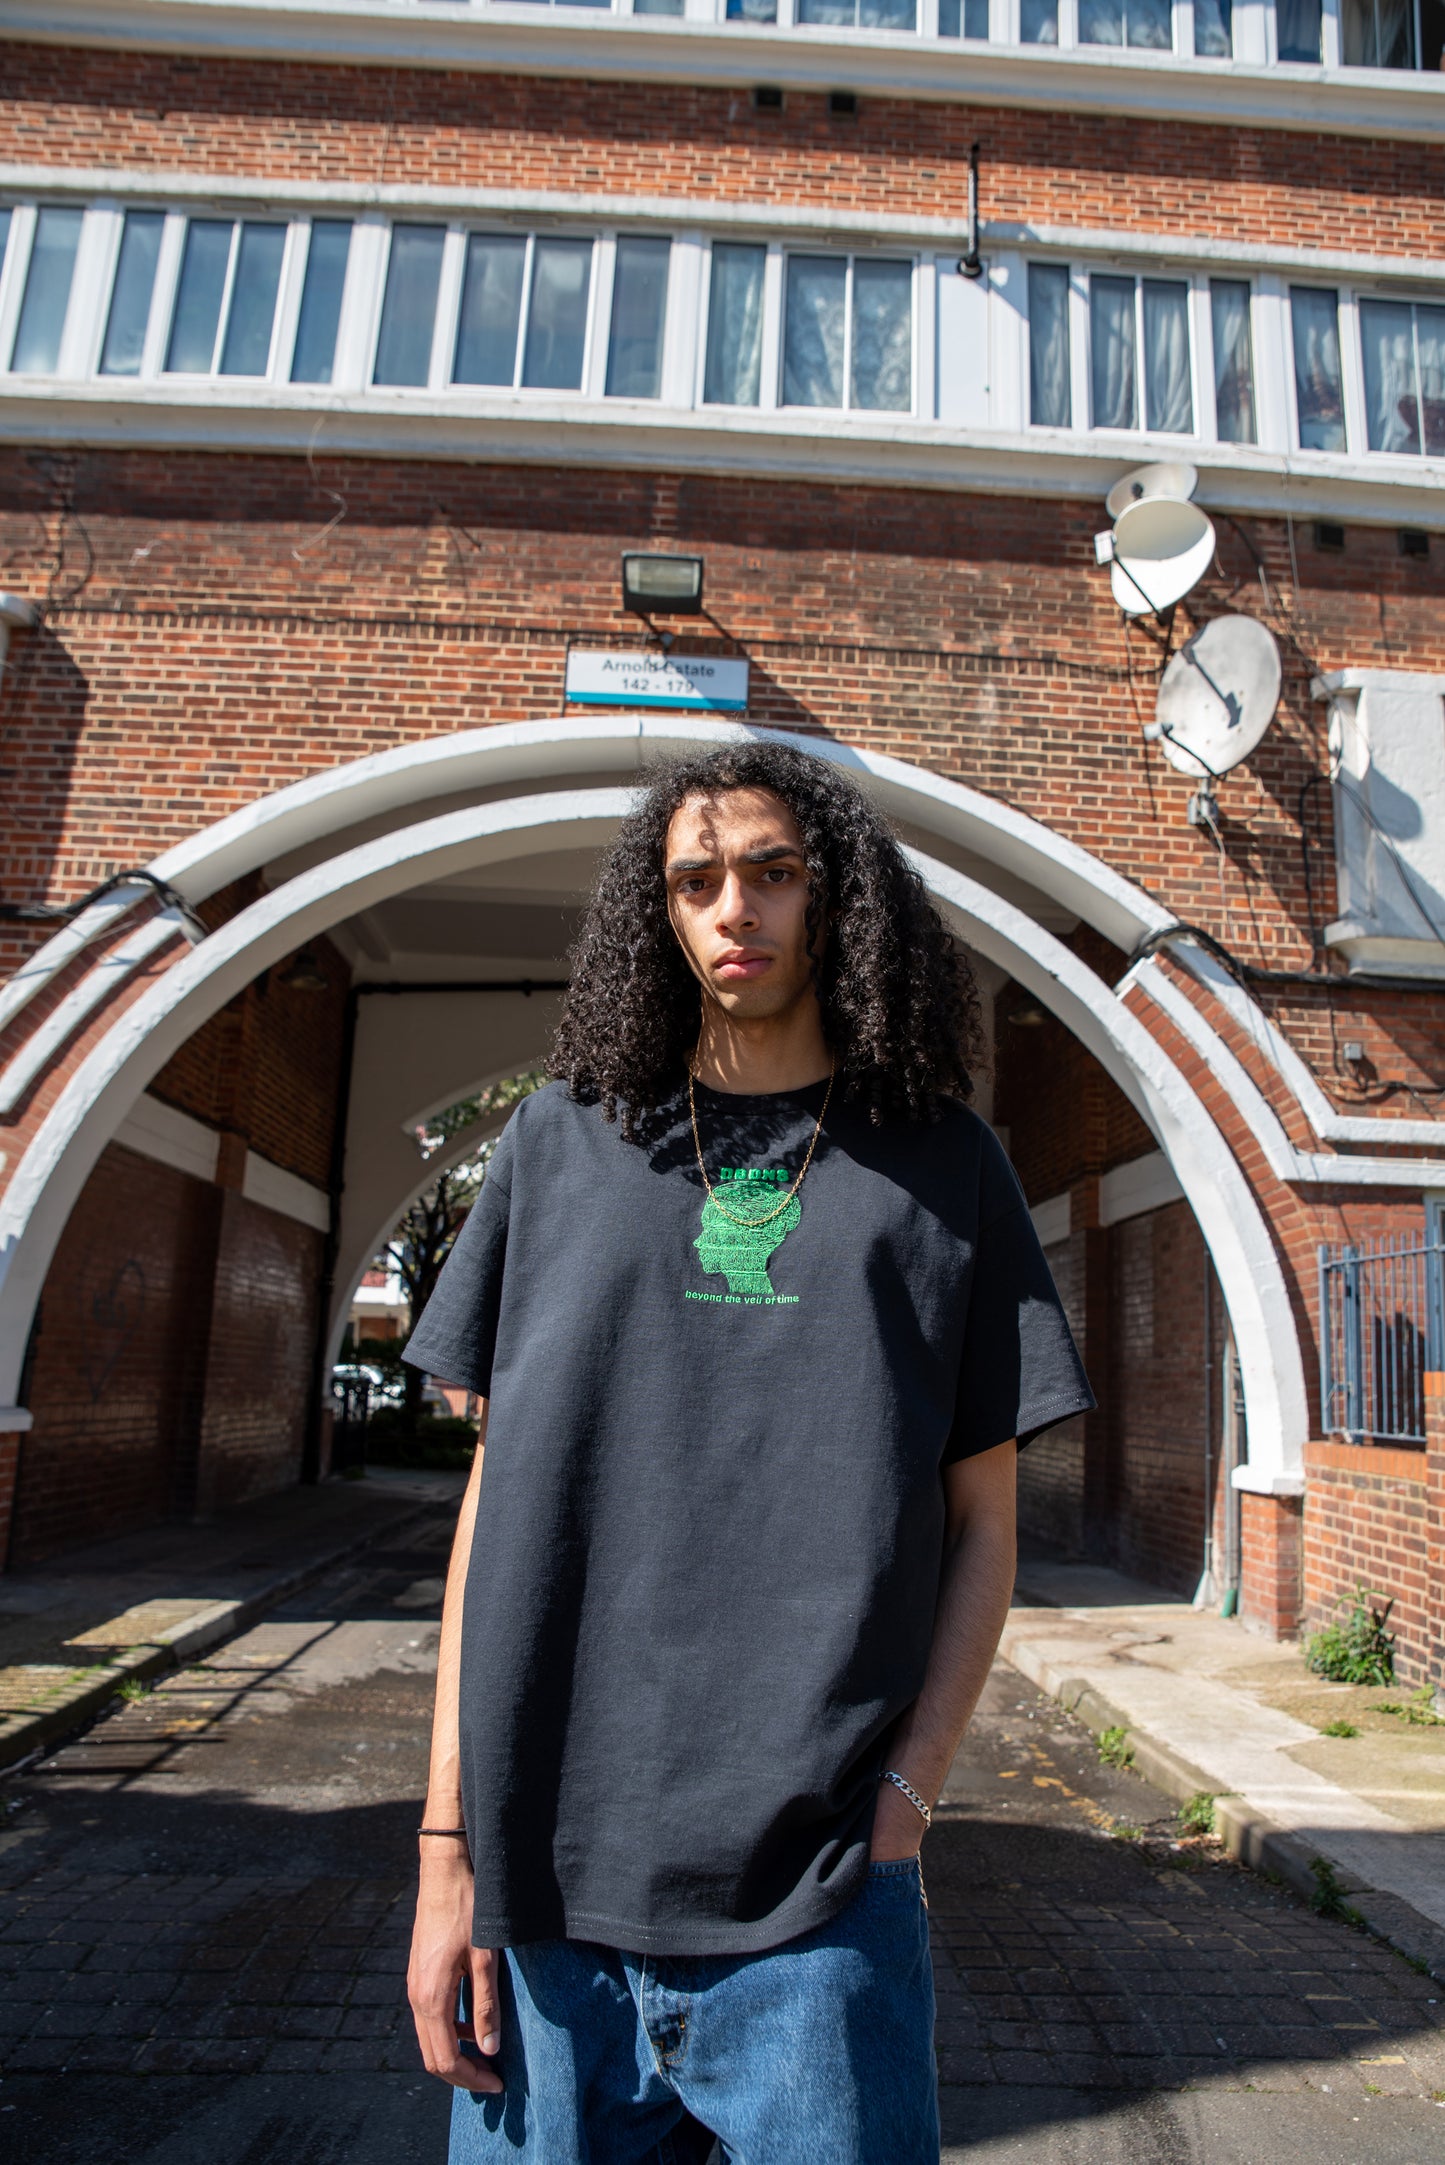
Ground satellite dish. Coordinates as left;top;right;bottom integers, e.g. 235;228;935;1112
1150;614;1282;779
1105;461;1200;523
1108;496;1217;617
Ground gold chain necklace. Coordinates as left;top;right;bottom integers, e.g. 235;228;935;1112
687;1059;836;1230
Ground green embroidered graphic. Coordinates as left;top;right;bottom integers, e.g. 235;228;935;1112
694;1178;802;1300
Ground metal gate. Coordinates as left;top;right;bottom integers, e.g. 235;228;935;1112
1318;1234;1444;1445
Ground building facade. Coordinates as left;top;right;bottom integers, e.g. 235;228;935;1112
0;1;1442;1685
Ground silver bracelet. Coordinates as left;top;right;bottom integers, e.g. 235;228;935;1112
880;1769;932;1827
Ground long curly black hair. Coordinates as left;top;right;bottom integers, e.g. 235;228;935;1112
551;741;982;1139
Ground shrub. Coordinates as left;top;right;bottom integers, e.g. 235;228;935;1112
1304;1588;1395;1687
1177;1792;1216;1837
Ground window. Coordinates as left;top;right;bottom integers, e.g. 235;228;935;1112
1088;273;1193;433
939;0;989;33
797;0;915;22
1193;0;1232;53
1078;0;1171;47
726;0;778;18
165;218;286;377
10;207;83;375
1290;286;1346;451
100;211;164;378
703;243;766;408
1027;263;1071;427
782;254;912;412
521;239;593;391
1340;0;1414;64
1209;280;1256;444
605;238;670;399
1276;0;1321;60
631;0;684;12
1359;299;1445;456
449;235;595;393
374;225;446;387
1020;0;1058;38
291;221;352;386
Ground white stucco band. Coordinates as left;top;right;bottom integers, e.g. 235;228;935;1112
0;778;1309;1495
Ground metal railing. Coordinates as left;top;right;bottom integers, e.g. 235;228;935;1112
1318;1234;1444;1446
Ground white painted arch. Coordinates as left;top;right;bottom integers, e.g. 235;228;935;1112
0;754;1310;1491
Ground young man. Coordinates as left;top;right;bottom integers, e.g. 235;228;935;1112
404;741;1092;2164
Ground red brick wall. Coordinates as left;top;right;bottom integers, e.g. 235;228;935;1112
1017;1233;1087;1553
152;927;350;1188
993;957;1155;1207
1101;1201;1216;1596
1241;1489;1303;1639
14;1143;220;1561
1302;1438;1430;1686
11;1143;320;1560
193;1191;320;1515
7;49;1445;260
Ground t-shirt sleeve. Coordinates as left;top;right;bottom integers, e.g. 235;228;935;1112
944;1128;1095;1466
400;1119;516;1398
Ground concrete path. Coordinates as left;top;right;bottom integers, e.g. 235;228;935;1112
0;1469;463;1770
2;1506;1444;2162
1006;1551;1445;1985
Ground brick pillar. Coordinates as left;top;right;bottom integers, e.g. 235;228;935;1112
1426;1375;1445;1711
1239;1488;1303;1639
1070;1176;1115;1563
0;1428;21;1570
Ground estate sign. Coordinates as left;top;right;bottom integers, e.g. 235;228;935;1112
564;649;749;712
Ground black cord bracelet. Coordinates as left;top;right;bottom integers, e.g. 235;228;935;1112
418;1826;470;1838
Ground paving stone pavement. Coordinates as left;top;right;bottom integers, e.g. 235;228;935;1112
0;1506;1442;2161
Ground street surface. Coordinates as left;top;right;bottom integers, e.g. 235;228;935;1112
1;1497;1443;2163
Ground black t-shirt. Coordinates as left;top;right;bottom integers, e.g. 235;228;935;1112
403;1077;1092;1956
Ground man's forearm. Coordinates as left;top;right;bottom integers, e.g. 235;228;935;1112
887;1444;1017;1809
424;1410;487;1824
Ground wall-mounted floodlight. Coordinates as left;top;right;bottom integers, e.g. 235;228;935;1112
621;553;704;616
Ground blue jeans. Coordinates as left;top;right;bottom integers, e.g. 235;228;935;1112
449;1858;938;2165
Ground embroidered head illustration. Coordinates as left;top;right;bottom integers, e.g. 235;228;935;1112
695;1182;802;1299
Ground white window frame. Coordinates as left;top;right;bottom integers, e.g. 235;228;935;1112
776;247;920;418
1344;282;1445;461
155;212;299;383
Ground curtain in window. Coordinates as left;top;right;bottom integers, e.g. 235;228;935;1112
851;261;912;412
521;238;593;391
798;0;854;20
291;221;352;387
783;256;846;408
454;236;527;387
219;224;285;377
1276;0;1321;60
860;0;916;25
1142;280;1192;433
1209;280;1256;444
11;207;83;375
1340;0;1413;64
1028;264;1071;428
939;0;990;32
100;211;164;378
373;225;445;388
1193;0;1232;53
165;219;233;376
726;0;778;18
1090;276;1137;430
1418;306;1445;457
606;238;671;400
1019;0;1058;40
1360;300;1419;454
632;0;684;13
1079;0;1123;42
1126;0;1172;46
1290;286;1346;452
703;244;766;408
